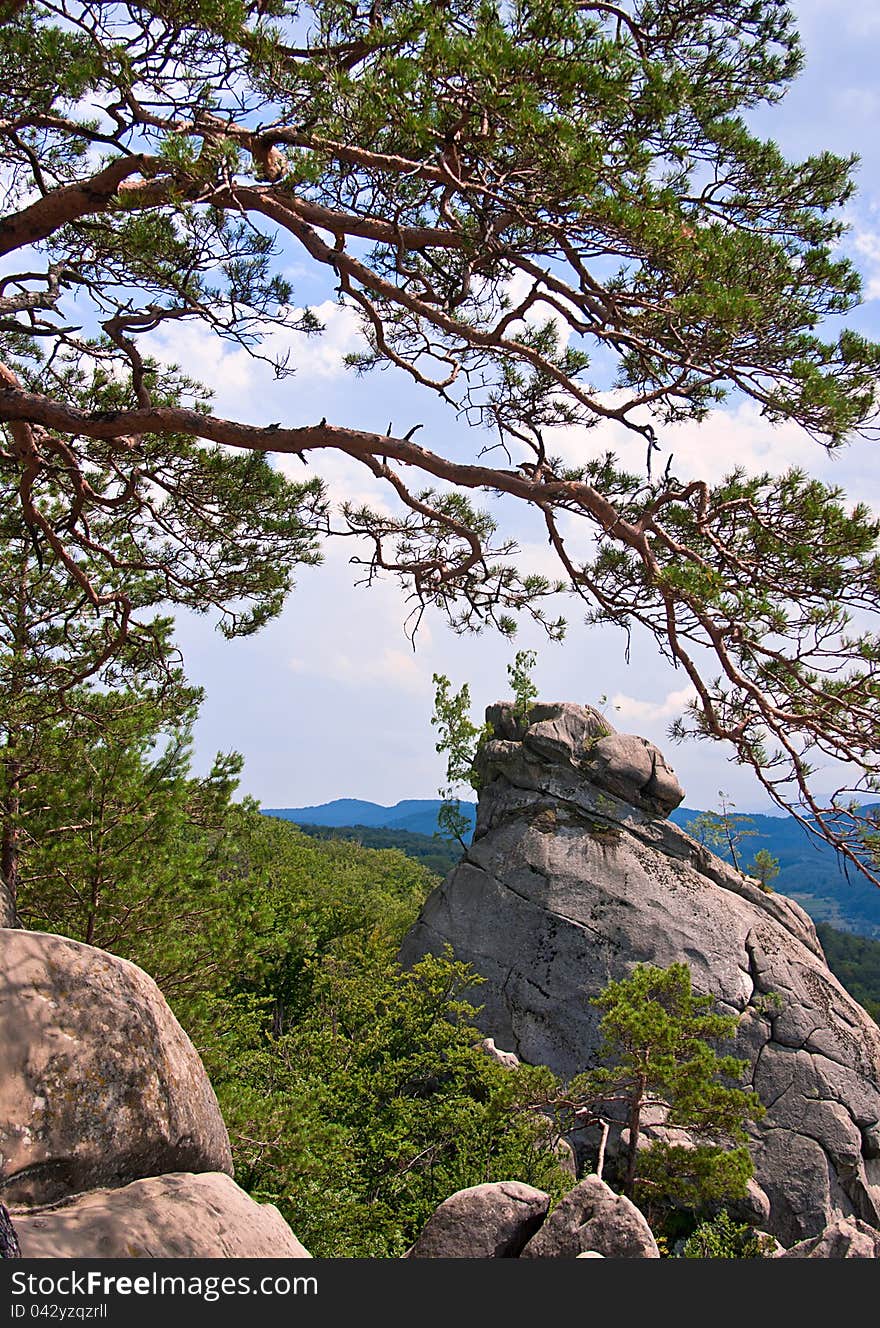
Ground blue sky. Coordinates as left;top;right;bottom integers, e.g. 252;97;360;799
163;1;880;815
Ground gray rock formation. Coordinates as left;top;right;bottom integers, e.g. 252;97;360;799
776;1216;880;1259
406;1181;550;1258
11;1172;311;1259
520;1175;659;1258
0;929;233;1206
401;701;880;1248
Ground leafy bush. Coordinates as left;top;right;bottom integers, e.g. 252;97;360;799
679;1211;774;1259
196;938;569;1256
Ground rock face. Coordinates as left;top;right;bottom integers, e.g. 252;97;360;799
406;1181;550;1258
520;1176;659;1259
0;929;232;1206
11;1173;311;1259
401;701;880;1248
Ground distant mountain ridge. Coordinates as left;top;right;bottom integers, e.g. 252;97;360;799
263;798;477;837
263;797;880;939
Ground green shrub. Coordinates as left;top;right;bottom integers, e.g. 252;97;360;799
679;1211;774;1259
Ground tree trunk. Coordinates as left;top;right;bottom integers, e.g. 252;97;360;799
0;756;21;927
1;548;28;928
0;1202;21;1258
596;1120;610;1182
624;1075;646;1198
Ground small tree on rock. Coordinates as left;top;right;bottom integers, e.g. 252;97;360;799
686;793;757;873
749;848;780;893
431;650;539;845
560;963;763;1215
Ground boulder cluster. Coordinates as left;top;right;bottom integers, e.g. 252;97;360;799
407;1178;880;1259
0;928;309;1258
407;1176;659;1259
402;701;880;1250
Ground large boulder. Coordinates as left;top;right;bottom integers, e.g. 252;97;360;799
11;1173;310;1259
407;1181;550;1258
484;701;684;817
401;701;880;1249
0;929;232;1206
520;1176;659;1259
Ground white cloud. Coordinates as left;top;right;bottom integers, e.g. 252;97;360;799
143;299;366;420
502;269;577;349
610;686;697;725
265;300;365;379
853;228;880;299
290;644;428;695
543;395;874;497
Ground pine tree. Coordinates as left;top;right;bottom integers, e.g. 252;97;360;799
2;2;880;873
561;963;763;1212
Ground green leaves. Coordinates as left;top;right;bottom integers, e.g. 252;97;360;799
431;672;489;844
564;962;763;1211
508;648;539;722
431;651;539;843
203;937;568;1256
3;0;880;872
13;715;573;1256
13;686;244;976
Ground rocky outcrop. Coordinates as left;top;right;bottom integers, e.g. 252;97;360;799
11;1173;311;1259
406;1181;550;1258
0;929;232;1207
776;1216;880;1259
401;701;880;1248
479;1037;521;1071
520;1176;659;1259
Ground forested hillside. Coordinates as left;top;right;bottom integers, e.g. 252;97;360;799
268;801;880;938
671;807;880;939
293;822;462;878
287;818;880;1026
815;926;880;1024
16;769;568;1256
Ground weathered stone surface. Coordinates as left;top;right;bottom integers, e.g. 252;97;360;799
776;1216;880;1259
551;1136;579;1180
0;885;13;930
0;929;232;1206
401;701;880;1248
12;1173;310;1259
407;1181;550;1258
483;701;684;816
729;1177;772;1229
479;1037;521;1070
521;1176;659;1259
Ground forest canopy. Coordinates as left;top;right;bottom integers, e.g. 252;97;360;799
2;0;880;884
